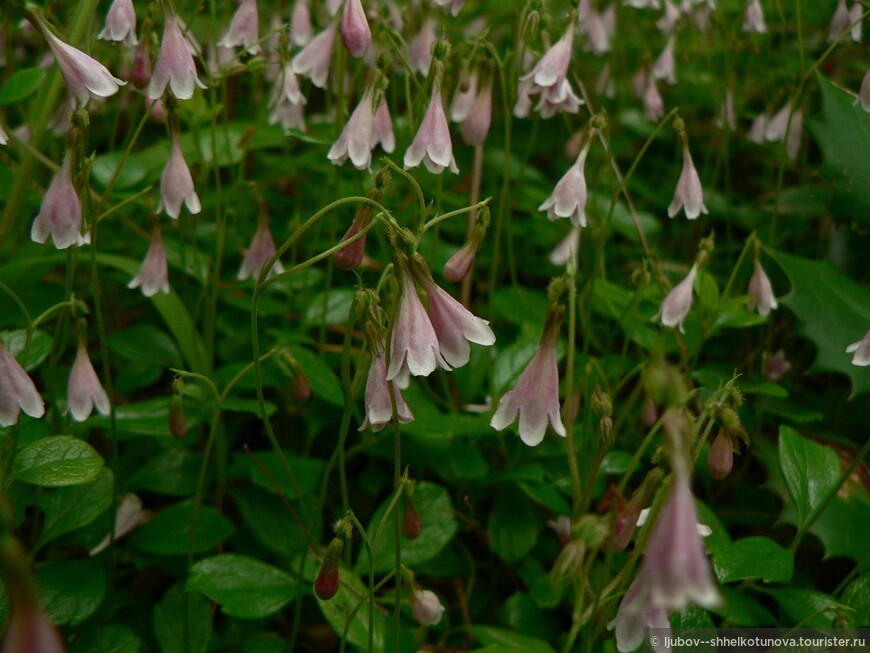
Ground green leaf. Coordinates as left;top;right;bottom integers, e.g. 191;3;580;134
247;451;324;500
92;151;149;190
128;447;203;496
14;436;104;486
466;626;557;653
301;556;386;651
806;73;870;223
153;584;212;653
88;397;206;439
768;589;844;628
287;346;343;407
130;502;235;555
772;250;870;396
38;558;107;626
0;329;53;371
232;487;311;556
0;67;46;105
778;425;840;528
712;588;778;627
39;468;114;544
711;536;794;584
303;289;355;326
842;575;870;626
187;554;300;619
70;625;143;653
488;485;539;562
357;482;459;575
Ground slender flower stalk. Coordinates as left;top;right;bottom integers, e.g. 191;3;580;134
0;342;46;427
128;227;170;296
491;306;566;446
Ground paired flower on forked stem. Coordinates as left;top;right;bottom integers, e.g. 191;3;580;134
219;0;261;55
149;8;207;100
360;343;414;432
653;263;697;333
31;153;89;250
30;8;126;107
239;216;284;281
491;305;566;446
539;134;593;227
129;227;170;296
0;342;46;427
515;22;583;119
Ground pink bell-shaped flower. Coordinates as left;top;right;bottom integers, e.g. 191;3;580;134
667;144;707;220
269;102;306;131
1;599;66;653
292;23;337;89
238;217;284;280
651;35;676;84
218;0;261;55
549;226;580;269
746;260;777;317
433;0;466;16
334;214;369;271
828;0;851;42
408;19;437;76
410;589;446;626
149;9;207;100
31;154;89;249
490;306;566;446
31;11;125;106
404;87;459;174
707;431;733;480
359;349;414;432
653;263;697;333
0;342;46;427
655;0;681;33
443;239;478;283
0;124;7;146
861;68;870;112
743;0;767;33
328;88;376;170
539;140;591;227
846;329;870;366
386;270;450;381
515;23;583;119
460;81;492;146
609;574;670;653
291;0;313;46
849;2;863;41
419;276;495;369
269;63;306;107
640;464;721;611
643;77;665;121
341;0;371;58
98;0;138;46
450;70;478;123
128;228;170;296
159;129;201;219
68;342;111;422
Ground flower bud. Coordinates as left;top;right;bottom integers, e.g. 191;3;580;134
402;500;422;540
314;538;343;600
132;38;152;90
641;396;658;428
292;369;311;403
169;394;188;438
410;589;445;626
334;214;369;271
707;431;733;480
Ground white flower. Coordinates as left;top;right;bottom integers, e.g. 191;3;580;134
68;343;111;422
0;342;45;427
846;329;870;366
149;10;207;100
539;142;591;227
411;589;445;626
98;0;138;46
158;130;201;219
218;0;261;55
292;23;336;89
404;88;458;174
128;228;170;296
653;264;697;333
746;260;777;317
667;145;707;220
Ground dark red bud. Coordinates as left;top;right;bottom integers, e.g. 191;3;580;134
402;502;422;540
293;370;311;403
132;41;152;90
314;539;343;600
708;431;734;480
169;395;188;438
334;220;367;271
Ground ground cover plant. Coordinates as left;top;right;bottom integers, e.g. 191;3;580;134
0;0;869;651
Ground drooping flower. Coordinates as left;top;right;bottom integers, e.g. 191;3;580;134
584;11;611;54
149;9;207;100
31;154;89;249
238;217;284;280
408;19;437;76
359;349;414;432
846;329;870;366
218;0;261;55
667;145;707;219
291;0;313;46
31;11;125;106
128;228;170;296
372;101;396;153
860;68;870;112
539;140;591;227
419;276;495;369
410;589;446;626
268;102;306;130
549;226;581;269
131;38;152;90
747;111;768;143
763;349;792;381
159;129;201;219
328;89;376;170
341;0;371;58
643;77;665;121
0;123;7;146
514;24;583;119
640;464;720;610
98;0;138;46
746;260;777;317
450;70;478;123
653;264;697;333
849;2;863;42
608;574;670;653
314;538;343;600
404;87;459;174
460;80;493;146
90;493;153;555
292;23;337;89
655;0;681;33
386;271;449;381
828;0;851;42
490;306;566;446
651;35;676;85
716;90;736;130
68;342;111;422
764;102;802;159
0;342;45;427
1;600;65;653
334;214;369;271
742;0;767;33
269;63;306;108
443;229;483;282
